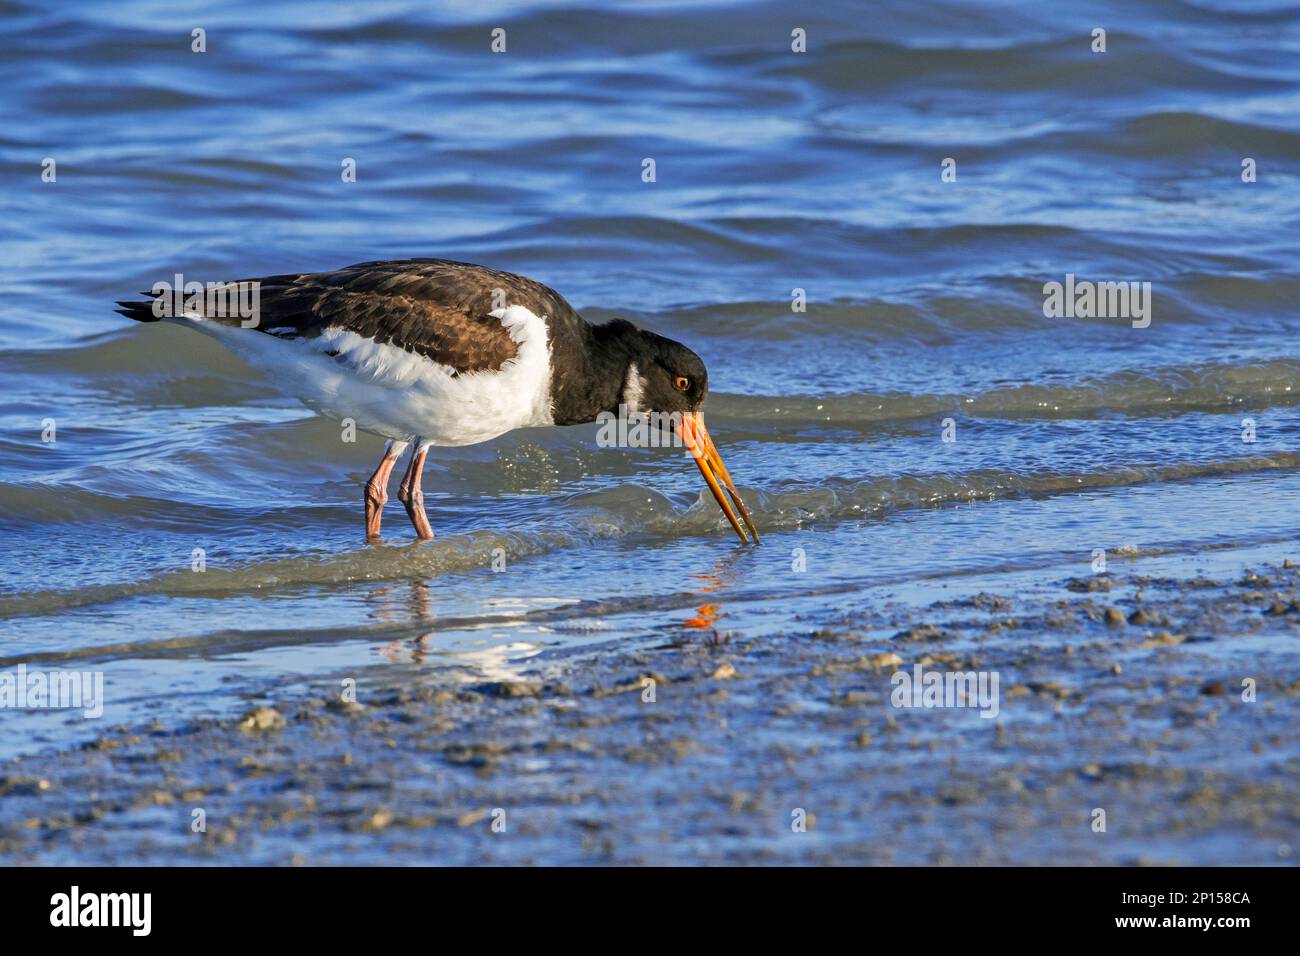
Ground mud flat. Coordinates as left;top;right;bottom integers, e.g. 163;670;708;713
2;561;1298;866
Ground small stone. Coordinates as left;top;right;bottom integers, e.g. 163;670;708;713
238;706;284;733
1067;577;1111;593
1105;608;1126;627
892;624;946;642
1140;631;1186;648
482;681;542;698
456;808;488;828
830;691;869;706
709;663;737;680
0;776;50;797
326;698;365;715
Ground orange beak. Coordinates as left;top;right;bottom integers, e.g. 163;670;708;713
680;412;759;544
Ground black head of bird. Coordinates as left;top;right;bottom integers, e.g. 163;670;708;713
595;321;758;544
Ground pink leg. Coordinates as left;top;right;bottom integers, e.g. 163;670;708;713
397;442;435;540
365;440;407;541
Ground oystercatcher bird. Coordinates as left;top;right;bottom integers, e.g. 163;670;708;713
116;259;757;544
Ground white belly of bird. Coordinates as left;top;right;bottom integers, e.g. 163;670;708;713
188;304;555;446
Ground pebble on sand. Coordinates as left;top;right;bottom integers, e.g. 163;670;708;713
238;706;285;733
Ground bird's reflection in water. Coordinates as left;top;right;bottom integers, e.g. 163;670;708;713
682;604;720;629
439;641;543;682
681;548;745;640
374;549;745;664
372;580;542;682
382;630;542;682
374;579;436;663
368;578;435;625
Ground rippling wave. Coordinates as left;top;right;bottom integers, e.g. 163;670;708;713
5;448;1298;620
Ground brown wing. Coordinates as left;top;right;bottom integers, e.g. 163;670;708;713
119;259;579;375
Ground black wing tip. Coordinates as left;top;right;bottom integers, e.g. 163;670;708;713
115;299;162;323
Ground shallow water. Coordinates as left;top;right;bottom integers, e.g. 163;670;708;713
1;0;1299;774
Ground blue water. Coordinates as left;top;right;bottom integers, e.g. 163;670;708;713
0;0;1298;771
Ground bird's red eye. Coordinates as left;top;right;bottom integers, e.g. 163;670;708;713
674;376;690;391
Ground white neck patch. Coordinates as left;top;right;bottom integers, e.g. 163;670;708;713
622;361;647;412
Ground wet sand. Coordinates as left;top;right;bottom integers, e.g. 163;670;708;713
2;559;1297;866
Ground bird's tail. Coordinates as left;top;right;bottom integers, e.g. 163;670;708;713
114;296;163;323
115;279;273;328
